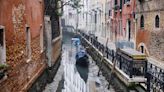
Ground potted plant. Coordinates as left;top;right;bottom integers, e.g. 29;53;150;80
0;64;8;80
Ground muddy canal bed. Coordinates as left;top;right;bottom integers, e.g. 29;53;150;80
43;31;117;92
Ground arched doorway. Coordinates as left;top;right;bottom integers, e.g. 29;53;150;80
140;45;144;53
138;43;149;56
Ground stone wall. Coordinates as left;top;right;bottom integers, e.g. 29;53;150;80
136;0;164;62
149;30;164;62
28;56;61;92
0;36;46;92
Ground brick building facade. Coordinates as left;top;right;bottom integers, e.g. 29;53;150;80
100;0;164;62
0;0;61;91
136;0;164;62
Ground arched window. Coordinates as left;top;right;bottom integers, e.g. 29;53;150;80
155;15;160;28
140;15;144;28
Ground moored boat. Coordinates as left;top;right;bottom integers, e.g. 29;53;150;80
75;48;89;67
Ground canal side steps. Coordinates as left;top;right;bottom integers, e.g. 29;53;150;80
79;33;147;91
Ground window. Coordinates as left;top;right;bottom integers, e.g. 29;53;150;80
120;0;122;9
115;0;118;5
51;17;60;40
0;26;6;64
69;13;72;18
25;26;31;62
40;24;44;52
140;15;144;28
109;10;111;16
155;15;160;28
128;20;131;41
95;12;97;24
83;13;84;19
0;30;4;46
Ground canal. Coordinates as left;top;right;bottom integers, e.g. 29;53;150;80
43;29;117;92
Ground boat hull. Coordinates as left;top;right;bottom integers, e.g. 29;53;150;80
76;56;89;67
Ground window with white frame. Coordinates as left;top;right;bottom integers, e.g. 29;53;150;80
0;26;6;64
25;26;31;62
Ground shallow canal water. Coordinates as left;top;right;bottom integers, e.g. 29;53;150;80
43;30;116;92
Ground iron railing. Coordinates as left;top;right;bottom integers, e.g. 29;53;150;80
81;32;146;77
147;63;164;92
80;31;164;92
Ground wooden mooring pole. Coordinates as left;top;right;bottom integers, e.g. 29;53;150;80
97;38;109;76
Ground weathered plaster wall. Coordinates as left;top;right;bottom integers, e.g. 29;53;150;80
122;0;136;41
52;38;62;65
111;0;136;42
0;0;49;92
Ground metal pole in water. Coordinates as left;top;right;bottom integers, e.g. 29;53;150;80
107;56;116;89
97;38;109;76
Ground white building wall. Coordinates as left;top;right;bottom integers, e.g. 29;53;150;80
63;0;77;29
62;0;109;37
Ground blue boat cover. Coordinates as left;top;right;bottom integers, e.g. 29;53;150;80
76;49;87;60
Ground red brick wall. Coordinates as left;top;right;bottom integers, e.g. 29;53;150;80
136;29;150;55
0;0;49;92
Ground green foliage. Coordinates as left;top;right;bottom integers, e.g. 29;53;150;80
69;0;83;9
0;64;8;70
54;0;83;16
56;11;63;16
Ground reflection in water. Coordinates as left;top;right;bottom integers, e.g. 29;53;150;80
75;64;89;83
62;31;89;83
